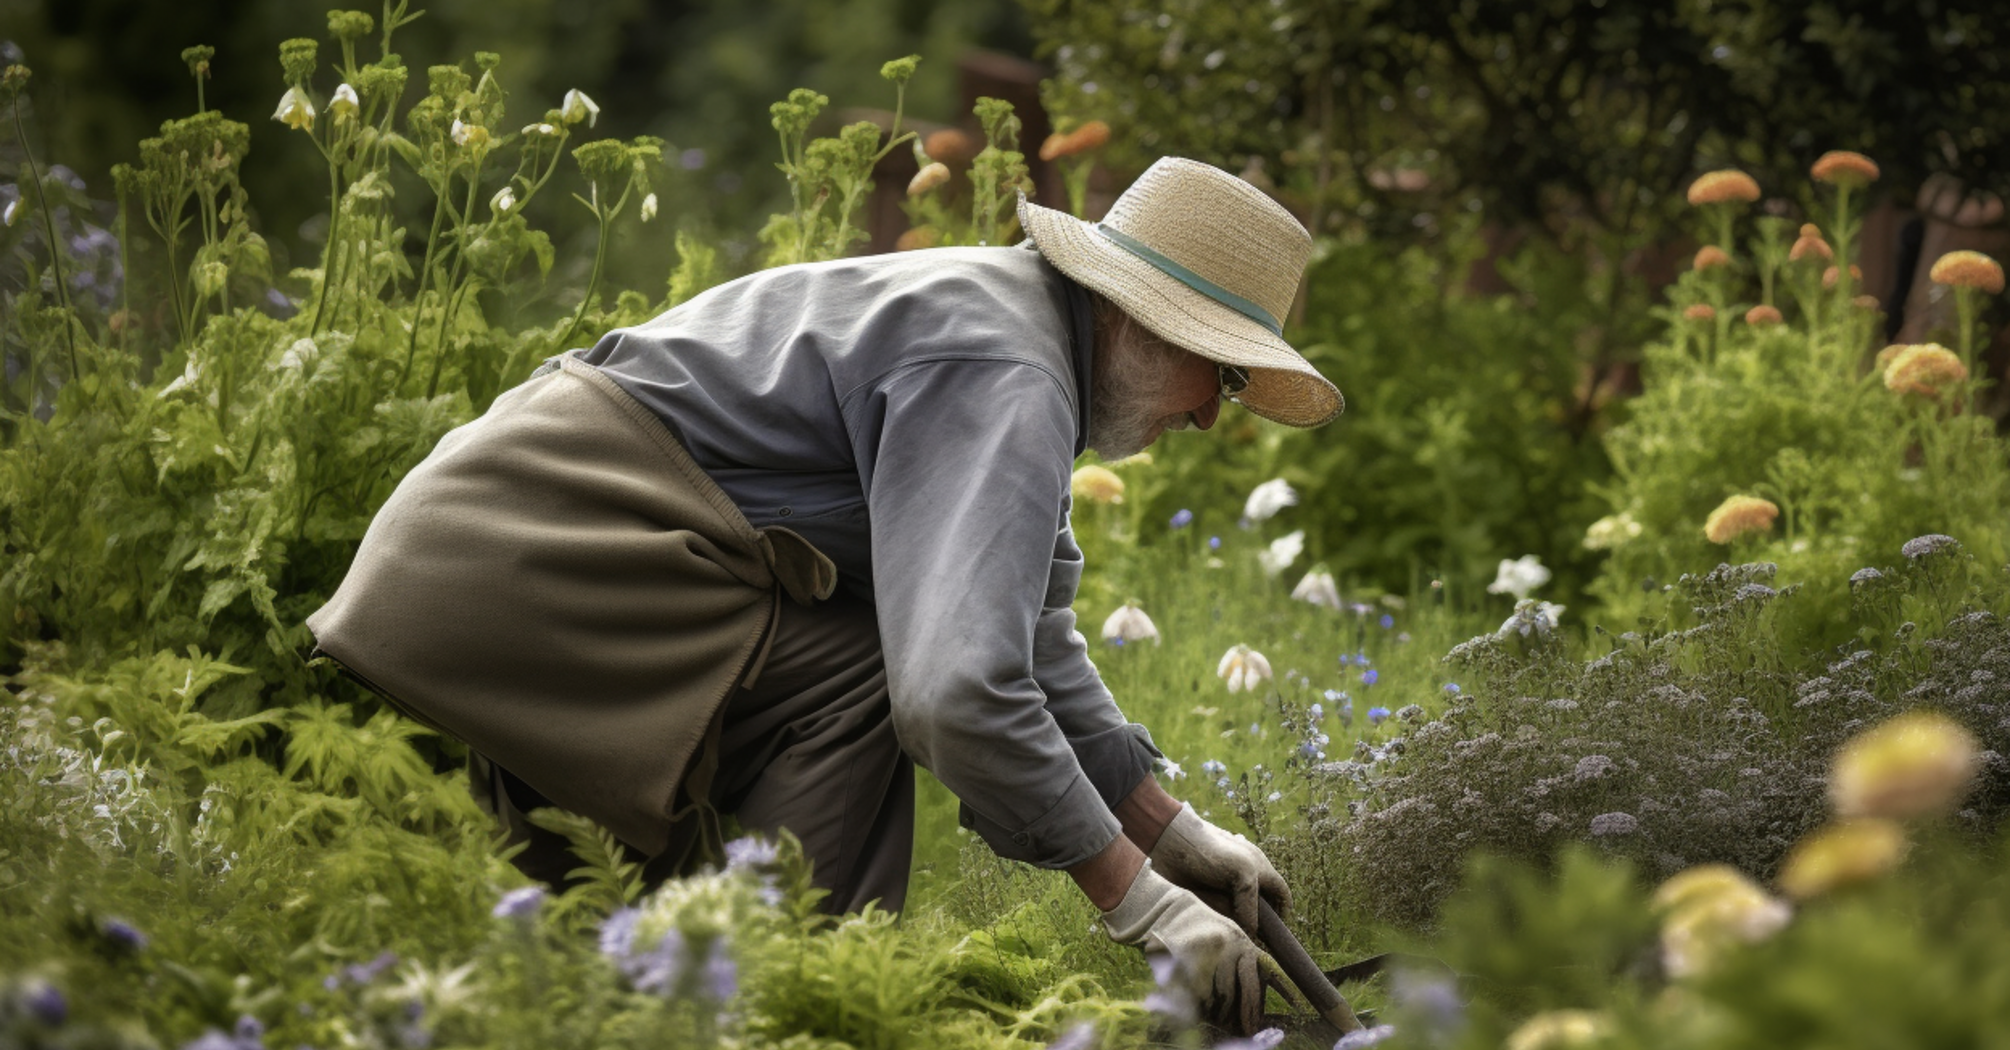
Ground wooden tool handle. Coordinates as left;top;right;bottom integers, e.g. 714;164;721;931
1257;897;1364;1034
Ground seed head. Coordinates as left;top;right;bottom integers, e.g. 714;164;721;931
1829;710;1981;819
1881;343;1967;398
1039;120;1112;162
180;45;215;79
1686;170;1760;206
1682;303;1715;321
1810;150;1879;188
1692;245;1731;271
1776;819;1908;900
1788;225;1833;262
1071;464;1125;504
1703;495;1778;545
1928;249;2005;294
907;161;950;196
1744;304;1783;326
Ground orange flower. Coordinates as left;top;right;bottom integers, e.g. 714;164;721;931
1704;495;1778;544
1039;120;1111;161
1810;150;1880;188
1789;225;1834;262
923;128;977;167
1853;295;1882;312
906;161;950;196
1882;343;1968;397
1822;264;1862;289
1928;249;2005;294
1744;304;1783;326
1683;303;1716;321
1687;169;1761;206
894;226;940;251
1693;246;1731;271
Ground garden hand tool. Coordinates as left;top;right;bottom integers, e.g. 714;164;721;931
1256;897;1367;1038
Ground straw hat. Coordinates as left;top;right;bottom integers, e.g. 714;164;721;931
1017;156;1342;427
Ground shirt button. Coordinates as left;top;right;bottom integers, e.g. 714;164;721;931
777;507;792;517
1013;832;1030;845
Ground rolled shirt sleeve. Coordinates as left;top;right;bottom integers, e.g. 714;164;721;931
852;356;1143;869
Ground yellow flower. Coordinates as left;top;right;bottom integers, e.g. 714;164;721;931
1682;303;1716;322
1874;343;1907;370
1928;249;2005;294
450;118;489;150
1692;245;1731;271
272;87;316;131
1744;304;1783;326
1776;819;1908;900
907;161;950;196
1652;865;1793;979
1038;120;1112;162
1810;150;1880;188
1829;710;1982;819
1686;169;1761;206
1788;223;1833;262
1703;495;1778;545
1822;263;1862;289
1070;464;1125;504
1505;1010;1613;1050
1881;343;1968;398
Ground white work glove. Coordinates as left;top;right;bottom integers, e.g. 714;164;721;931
1101;863;1267;1034
1149;803;1290;934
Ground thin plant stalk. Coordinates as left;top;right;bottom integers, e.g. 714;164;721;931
399;184;452;387
12;95;78;382
310;157;343;335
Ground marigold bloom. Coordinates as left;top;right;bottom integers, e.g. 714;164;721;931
272;87;316;131
1039;120;1111;161
1070;464;1125;504
1703;495;1778;544
1692;245;1731;271
1291;568;1342;609
1217;644;1273;694
1928;249;2005;294
1505;1010;1612;1050
1776;819;1908;900
1882;343;1967;398
1822;264;1862;289
1744;304;1783;326
1788;225;1833;262
1686;170;1760;206
1829;710;1981;819
1810;150;1879;187
1101;602;1161;645
1682;304;1716;321
907;161;950;196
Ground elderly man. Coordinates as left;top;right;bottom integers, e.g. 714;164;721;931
307;156;1342;1030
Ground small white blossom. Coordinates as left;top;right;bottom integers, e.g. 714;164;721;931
1583;512;1643;551
490;185;518;216
1257;530;1304;577
2;198;16;227
640;192;658;222
1242;478;1298;523
272;87;315;131
1158;759;1185;781
522;122;559;137
1100;603;1160;646
328;83;360;120
1497;599;1567;639
1486;554;1551;599
1290;568;1342;609
1217;645;1273;694
450;118;490;149
561;88;600;127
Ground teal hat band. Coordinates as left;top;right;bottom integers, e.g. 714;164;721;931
1094;223;1283;336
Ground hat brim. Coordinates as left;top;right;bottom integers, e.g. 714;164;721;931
1017;197;1343;428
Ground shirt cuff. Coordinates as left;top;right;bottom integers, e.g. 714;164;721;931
959;722;1163;868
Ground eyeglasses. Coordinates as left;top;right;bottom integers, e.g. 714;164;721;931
1218;364;1250;402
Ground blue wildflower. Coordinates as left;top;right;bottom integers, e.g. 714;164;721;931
1216;777;1231;790
344;950;399;986
1361;669;1379;686
1215;1027;1287;1050
725;835;780;872
1380;614;1395;629
1169;508;1193;529
22;981;66;1026
704;936;738;1001
1266;791;1282;802
1201;759;1226;776
1444;682;1462;695
1298;742;1320;760
598;908;641;961
1309;703;1324;719
630;929;687;996
492;886;546;922
1208;535;1222;550
101;918;148;952
1368;706;1390;724
1340;699;1354;725
1335;1025;1399;1048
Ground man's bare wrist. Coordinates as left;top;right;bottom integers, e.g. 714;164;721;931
1067;833;1146;912
1113;775;1186;854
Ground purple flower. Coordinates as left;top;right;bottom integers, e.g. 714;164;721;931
1201;759;1226;776
179;1032;239;1050
1208;535;1221;550
1361;669;1379;686
1443;682;1461;695
704;936;737;1001
1048;1022;1098;1050
22;980;66;1026
234;1016;264;1043
725;835;780;872
1170;508;1194;529
343;951;399;986
1214;1028;1286;1050
1334;1024;1398;1048
1589;812;1639;836
598;908;641;960
492;886;546;922
1309;703;1324;719
629;929;687;996
1379;614;1395;629
1367;706;1390;725
101;918;148;952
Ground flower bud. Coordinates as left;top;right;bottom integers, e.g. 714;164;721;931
561;88;600;128
490;185;517;216
907;161;950;196
1744;304;1783;326
1686;170;1760;206
1682;303;1715;321
1810;150;1879;188
1692;245;1731;271
640;192;658;222
1928;249;2005;294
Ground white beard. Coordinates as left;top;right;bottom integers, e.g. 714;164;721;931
1084;308;1193;459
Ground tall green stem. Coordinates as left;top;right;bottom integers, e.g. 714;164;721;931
311;161;343;335
399;183;452;388
554;188;612;356
13;98;78;382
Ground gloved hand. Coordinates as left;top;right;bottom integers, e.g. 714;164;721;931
1101;862;1267;1034
1148;803;1290;934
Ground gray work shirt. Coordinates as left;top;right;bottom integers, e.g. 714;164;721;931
566;245;1160;870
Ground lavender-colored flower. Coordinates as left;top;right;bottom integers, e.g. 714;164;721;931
704;936;737;1001
1047;1022;1098;1050
1443;683;1462;695
1334;1023;1398;1048
1309;702;1325;719
101;918;148;952
629;930;687;996
1361;669;1379;686
1588;811;1639;836
344;950;398;985
234;1016;264;1043
1214;1027;1286;1050
1367;706;1390;725
680;147;707;170
1901;534;1960;560
22;980;66;1026
725;836;780;872
1208;535;1221;550
1201;759;1226;776
1170;508;1194;529
598;908;641;960
1379;614;1395;629
492;886;546;921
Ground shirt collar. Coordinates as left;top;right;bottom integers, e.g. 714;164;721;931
1058;271;1094;457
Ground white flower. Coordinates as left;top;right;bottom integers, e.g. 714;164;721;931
328;83;360;121
561;88;600;127
522;122;559;137
1257;530;1304;577
1486;554;1551;599
450;118;490;149
1217;645;1273;694
2;198;16;227
1583;512;1643;551
1290;568;1342;609
640;192;658;222
1158;759;1185;781
490;185;518;216
1497;599;1566;639
1100;603;1160;646
272;87;315;131
1243;478;1298;523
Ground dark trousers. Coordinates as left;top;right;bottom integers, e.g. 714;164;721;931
477;591;915;915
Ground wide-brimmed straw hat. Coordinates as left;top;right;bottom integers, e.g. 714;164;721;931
1017;156;1342;428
